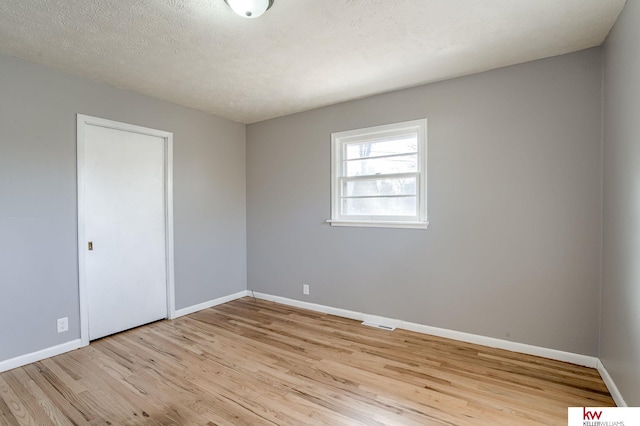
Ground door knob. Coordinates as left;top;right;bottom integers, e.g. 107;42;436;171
88;241;93;251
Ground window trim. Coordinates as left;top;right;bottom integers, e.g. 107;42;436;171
329;119;428;229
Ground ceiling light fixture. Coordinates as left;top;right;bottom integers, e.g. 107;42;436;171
224;0;274;19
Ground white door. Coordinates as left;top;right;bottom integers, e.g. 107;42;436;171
80;120;169;341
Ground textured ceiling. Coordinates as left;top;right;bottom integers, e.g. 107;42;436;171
0;0;626;123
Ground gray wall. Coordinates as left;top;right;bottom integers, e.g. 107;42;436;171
247;48;603;356
0;54;246;362
602;1;640;406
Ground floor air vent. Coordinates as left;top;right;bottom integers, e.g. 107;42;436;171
362;321;396;331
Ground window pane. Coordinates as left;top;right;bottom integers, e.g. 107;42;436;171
345;154;417;177
331;119;427;225
345;134;417;160
344;177;416;197
343;196;417;216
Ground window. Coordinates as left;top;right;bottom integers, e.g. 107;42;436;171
329;119;428;229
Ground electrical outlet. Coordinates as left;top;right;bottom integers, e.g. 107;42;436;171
303;284;309;295
57;317;69;333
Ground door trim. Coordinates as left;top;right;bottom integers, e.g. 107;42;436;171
77;114;176;347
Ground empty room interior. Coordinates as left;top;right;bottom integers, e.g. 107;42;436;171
1;0;639;424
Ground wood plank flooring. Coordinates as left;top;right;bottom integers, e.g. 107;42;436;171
0;297;614;425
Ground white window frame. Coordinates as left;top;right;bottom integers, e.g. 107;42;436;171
328;119;428;229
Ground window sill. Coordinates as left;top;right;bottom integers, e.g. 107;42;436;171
326;220;429;230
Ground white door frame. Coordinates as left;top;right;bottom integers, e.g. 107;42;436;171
77;114;176;347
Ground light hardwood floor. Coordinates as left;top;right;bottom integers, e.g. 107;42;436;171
0;297;614;425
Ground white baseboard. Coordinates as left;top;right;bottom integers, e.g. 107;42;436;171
0;291;249;374
397;321;598;368
597;360;627;407
0;339;82;374
1;292;624;407
251;292;598;368
171;290;249;319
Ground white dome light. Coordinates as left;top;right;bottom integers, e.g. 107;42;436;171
224;0;274;19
